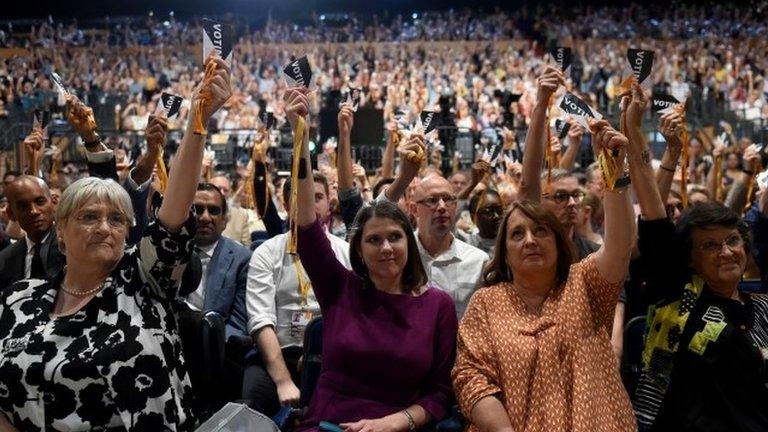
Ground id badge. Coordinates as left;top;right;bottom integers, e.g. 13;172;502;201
290;311;313;338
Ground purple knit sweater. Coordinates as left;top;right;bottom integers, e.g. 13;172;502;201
296;219;458;431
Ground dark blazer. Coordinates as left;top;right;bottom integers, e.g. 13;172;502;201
203;236;251;339
0;230;63;293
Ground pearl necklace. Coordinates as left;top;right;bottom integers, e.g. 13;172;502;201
60;282;104;297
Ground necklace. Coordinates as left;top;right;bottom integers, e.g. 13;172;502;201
60;281;104;297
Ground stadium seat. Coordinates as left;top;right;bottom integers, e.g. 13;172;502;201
300;316;325;407
178;309;228;418
621;315;648;399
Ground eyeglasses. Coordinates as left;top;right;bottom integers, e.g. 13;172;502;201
416;194;458;209
75;211;127;229
542;191;585;204
194;204;223;216
696;234;744;254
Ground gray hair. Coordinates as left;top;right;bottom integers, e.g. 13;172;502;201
56;177;134;227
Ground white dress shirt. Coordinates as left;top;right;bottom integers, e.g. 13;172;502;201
24;232;50;279
185;240;218;311
415;232;489;318
246;230;351;347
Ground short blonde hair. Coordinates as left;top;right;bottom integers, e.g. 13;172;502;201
56;177;134;227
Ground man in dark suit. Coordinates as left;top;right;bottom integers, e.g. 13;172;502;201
184;182;250;338
177;183;251;408
0;175;62;292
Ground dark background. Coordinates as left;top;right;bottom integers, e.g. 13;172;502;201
2;0;746;20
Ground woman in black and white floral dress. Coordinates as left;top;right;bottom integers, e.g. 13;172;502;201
0;55;233;431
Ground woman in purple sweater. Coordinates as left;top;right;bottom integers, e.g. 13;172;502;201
285;86;458;432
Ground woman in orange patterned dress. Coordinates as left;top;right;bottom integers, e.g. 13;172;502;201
452;120;638;432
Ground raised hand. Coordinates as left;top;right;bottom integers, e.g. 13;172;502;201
471;159;492;185
23;128;44;155
396;132;426;177
145;114;169;158
625;82;648;128
743;144;761;169
65;93;98;142
566;120;584;145
590;119;629;163
549;135;562;156
284;86;311;130
659;110;684;152
536;66;566;103
194;55;233;126
338;103;355;137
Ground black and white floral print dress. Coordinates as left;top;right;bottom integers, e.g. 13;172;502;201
0;205;197;431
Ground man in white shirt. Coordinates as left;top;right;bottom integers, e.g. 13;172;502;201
410;174;489;318
244;173;351;414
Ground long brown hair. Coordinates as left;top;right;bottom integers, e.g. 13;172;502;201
349;200;427;293
482;200;576;287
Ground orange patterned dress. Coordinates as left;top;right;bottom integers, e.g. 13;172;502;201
452;256;636;432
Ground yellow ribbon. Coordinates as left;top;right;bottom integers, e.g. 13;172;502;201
288;117;306;256
544;95;555;193
193;61;217;136
246;131;269;211
156;150;168;194
744;160;760;213
714;154;723;201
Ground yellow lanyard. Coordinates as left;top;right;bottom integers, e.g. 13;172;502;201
291;254;311;307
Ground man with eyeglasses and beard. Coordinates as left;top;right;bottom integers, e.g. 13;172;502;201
410;174;489;318
539;169;600;259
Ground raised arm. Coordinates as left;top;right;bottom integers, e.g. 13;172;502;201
337;103;356;193
589;119;636;284
285;87;315;229
519;66;565;202
21;128;45;177
158;56;232;232
706;142;726;202
381;126;398;180
624;83;666;220
336;103;366;230
655;110;684;204
287;87;350;305
558;120;583;171
458;160;491;200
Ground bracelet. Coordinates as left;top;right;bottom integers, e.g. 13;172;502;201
659;165;676;173
613;175;631;189
83;133;102;150
401;410;415;432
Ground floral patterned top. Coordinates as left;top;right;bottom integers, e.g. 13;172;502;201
0;204;197;431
